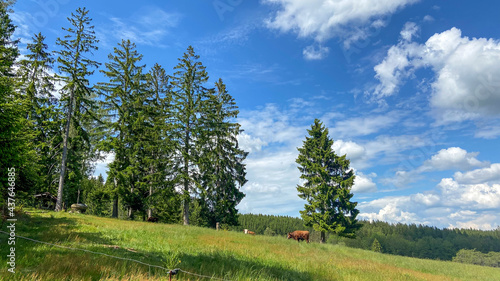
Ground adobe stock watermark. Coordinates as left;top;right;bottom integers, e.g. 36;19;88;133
6;167;17;274
463;74;500;113
26;0;70;29
213;0;243;21
342;14;393;64
380;129;442;187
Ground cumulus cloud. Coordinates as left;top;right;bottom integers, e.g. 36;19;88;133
332;133;432;171
360;173;500;230
237;132;267;154
239;104;307;148
400;21;419;42
333;140;367;164
237;104;309;215
353;171;377;193
419;147;487;172
384;147;487;188
264;0;418;58
372;25;500;125
453;163;500;185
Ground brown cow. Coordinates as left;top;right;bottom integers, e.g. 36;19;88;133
147;217;159;223
244;229;256;235
287;231;309;243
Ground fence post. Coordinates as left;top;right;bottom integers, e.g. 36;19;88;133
216;222;219;231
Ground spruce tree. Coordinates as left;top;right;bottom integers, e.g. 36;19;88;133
170;46;212;225
0;1;19;199
296;119;361;243
17;33;63;195
197;78;247;227
144;63;177;220
54;7;99;211
0;2;38;203
371;238;382;252
98;39;147;219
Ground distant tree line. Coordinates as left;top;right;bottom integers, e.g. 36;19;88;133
453;249;500;268
0;4;247;228
236;214;500;267
338;220;500;262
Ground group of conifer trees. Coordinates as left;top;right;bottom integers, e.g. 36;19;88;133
0;4;247;227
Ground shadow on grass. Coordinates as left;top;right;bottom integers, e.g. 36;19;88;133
0;213;315;280
174;251;314;280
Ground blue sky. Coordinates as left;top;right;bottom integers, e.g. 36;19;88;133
11;0;500;230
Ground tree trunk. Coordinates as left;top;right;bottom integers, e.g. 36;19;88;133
147;166;153;218
112;177;118;218
128;182;134;220
55;88;74;211
128;207;133;219
148;184;153;218
183;126;190;225
321;231;326;243
112;195;118;218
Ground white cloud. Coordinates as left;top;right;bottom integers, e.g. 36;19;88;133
10;12;34;45
264;0;418;58
99;7;181;47
383;147;487;188
239;150;303;215
437;177;500;209
303;44;330;60
239;104;307;148
331;133;432;171
93;152;115;180
420;147;487;172
360;173;500;230
237;132;267;154
360;196;423;225
400;22;419;42
475;124;500;139
449;214;497;230
333;140;367;163
331;112;400;137
381;170;421;188
423;15;434;22
353;171;377;193
363;134;429;161
237;104;308;215
453;163;500;185
372;26;500;125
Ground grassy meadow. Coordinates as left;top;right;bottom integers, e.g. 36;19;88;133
1;210;499;280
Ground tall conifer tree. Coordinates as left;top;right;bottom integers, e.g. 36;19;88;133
0;2;40;203
170;46;212;225
296;119;361;243
144;63;178;220
17;33;63;194
54;7;99;211
98;39;147;219
197;78;247;227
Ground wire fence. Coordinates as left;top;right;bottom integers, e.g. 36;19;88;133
0;230;232;281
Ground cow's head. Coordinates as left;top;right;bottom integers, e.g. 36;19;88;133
287;232;292;239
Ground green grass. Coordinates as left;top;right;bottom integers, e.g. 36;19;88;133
1;210;499;280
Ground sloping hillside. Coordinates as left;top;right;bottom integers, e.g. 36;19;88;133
1;210;499;280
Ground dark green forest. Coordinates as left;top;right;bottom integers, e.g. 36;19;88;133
235;214;500;267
